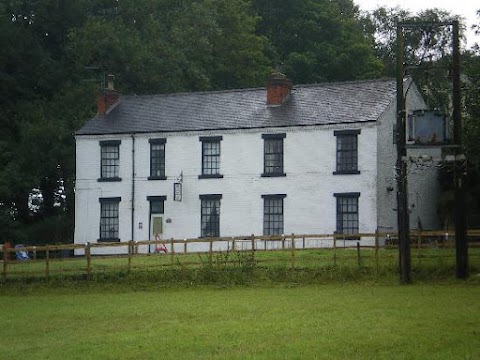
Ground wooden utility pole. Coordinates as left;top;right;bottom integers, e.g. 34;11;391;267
452;20;468;279
396;20;467;280
395;24;411;284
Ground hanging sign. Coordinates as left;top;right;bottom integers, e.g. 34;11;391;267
174;182;182;202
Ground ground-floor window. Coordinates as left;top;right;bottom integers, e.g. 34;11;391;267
334;192;360;238
262;194;286;235
99;197;121;241
200;194;222;237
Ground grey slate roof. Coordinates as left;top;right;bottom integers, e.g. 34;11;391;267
76;78;397;135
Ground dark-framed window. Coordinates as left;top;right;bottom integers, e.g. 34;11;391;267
262;133;286;177
200;194;222;237
199;136;223;179
147;195;166;214
149;138;166;180
334;193;360;238
262;194;286;235
99;197;121;242
334;130;360;175
99;140;121;181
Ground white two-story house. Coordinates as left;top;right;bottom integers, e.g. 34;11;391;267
74;74;440;253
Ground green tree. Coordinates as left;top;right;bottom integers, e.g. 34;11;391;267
0;0;272;244
253;0;383;83
0;1;93;242
362;6;463;78
68;0;271;93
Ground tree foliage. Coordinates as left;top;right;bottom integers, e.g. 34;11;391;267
68;0;271;93
253;0;383;83
363;7;480;226
1;0;272;244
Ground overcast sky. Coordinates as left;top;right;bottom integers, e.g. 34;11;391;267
354;0;479;48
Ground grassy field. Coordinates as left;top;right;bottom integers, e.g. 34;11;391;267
1;284;479;359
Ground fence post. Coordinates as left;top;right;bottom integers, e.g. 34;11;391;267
417;229;422;265
85;242;91;281
45;245;50;281
303;237;306;250
232;239;235;251
333;233;337;266
374;229;379;271
2;245;7;281
291;233;295;269
250;234;255;260
128;240;133;272
356;241;362;267
209;239;213;265
170;238;175;265
282;234;285;250
184;239;187;254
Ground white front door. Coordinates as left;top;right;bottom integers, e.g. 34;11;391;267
150;215;163;253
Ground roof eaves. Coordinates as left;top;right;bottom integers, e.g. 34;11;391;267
74;119;378;137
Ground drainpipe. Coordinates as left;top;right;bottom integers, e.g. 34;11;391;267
131;135;135;243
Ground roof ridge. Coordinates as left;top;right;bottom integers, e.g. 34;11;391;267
293;77;395;89
119;78;396;99
121;87;265;99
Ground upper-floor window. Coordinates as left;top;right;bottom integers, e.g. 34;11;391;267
262;133;286;177
262;194;286;235
334;130;360;175
149;138;166;180
99;140;121;181
199;136;223;179
99;197;121;241
200;194;222;237
334;192;360;239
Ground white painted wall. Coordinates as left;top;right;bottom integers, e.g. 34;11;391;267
75;123;379;254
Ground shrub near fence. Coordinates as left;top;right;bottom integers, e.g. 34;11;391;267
1;230;480;282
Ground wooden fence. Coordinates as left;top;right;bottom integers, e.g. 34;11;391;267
2;230;480;281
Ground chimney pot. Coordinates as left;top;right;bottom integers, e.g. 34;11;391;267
97;74;119;115
107;74;115;90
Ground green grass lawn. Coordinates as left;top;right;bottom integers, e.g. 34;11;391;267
1;284;479;359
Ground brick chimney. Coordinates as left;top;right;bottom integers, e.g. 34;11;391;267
97;74;119;115
267;72;292;105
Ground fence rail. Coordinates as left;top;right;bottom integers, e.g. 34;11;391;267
2;230;480;281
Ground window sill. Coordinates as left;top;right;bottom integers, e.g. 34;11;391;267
198;174;224;179
98;177;122;182
148;176;167;180
98;238;120;243
333;170;360;175
261;173;286;177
